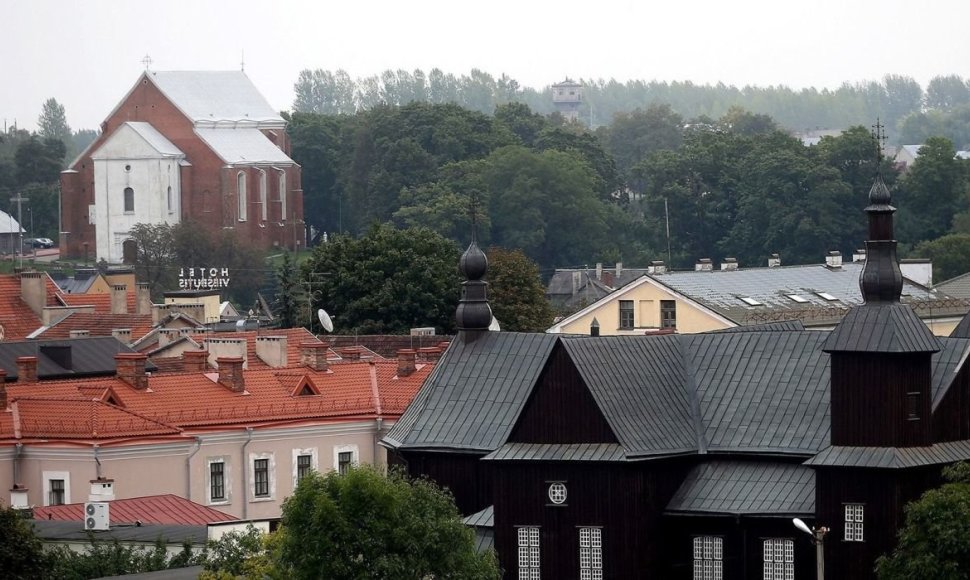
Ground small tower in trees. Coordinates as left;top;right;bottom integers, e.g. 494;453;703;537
551;78;583;122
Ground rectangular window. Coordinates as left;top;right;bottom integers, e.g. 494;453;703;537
338;451;353;475
844;504;865;542
297;454;312;482
254;458;270;497
123;187;134;212
693;536;723;580
518;526;540;580
619;300;634;329
49;479;65;506
661;300;677;329
762;538;794;580
906;392;921;421
579;527;603;580
210;462;225;501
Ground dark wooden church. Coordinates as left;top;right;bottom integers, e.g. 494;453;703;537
383;175;970;579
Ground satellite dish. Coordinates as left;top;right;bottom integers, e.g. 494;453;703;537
235;319;245;330
317;309;334;333
488;317;501;332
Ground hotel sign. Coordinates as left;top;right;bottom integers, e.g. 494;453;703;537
178;267;230;289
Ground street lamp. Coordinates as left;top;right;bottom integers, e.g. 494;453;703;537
793;518;829;580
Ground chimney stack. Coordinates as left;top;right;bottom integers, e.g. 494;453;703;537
648;260;667;275
19;272;46;318
397;349;417;377
255;336;288;368
9;484;29;509
615;262;623;278
216;357;245;392
115;353;148;390
0;369;7;409
16;357;38;383
590;318;600;337
183;350;208;372
300;341;329;371
339;347;361;361
111;328;132;344
416;346;442;362
136;283;152;315
89;477;116;502
853;249;867;263
695;258;713;272
720;257;738;271
110;284;128;314
70;330;90;338
595;263;603;280
825;251;843;269
767;253;781;268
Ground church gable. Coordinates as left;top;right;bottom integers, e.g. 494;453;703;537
91;122;184;161
509;342;618;444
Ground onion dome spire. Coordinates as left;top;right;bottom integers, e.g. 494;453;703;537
456;201;492;332
859;120;902;303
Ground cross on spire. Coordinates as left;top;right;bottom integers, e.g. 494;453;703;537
141;54;153;71
871;118;887;164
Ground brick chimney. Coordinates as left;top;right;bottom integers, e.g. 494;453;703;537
695;258;713;272
110;284;128;314
397;349;417;377
416;346;442;362
216;357;245;392
136;283;152;315
720;258;738;271
183;350;208;372
255;336;288;368
339;347;361;361
19;272;46;317
16;357;37;383
115;353;148;390
825;251;843;269
0;369;7;409
300;341;329;371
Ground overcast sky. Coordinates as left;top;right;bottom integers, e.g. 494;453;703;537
5;0;970;132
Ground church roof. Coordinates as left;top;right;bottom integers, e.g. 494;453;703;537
148;71;283;124
666;461;815;516
195;127;295;165
0;209;23;234
822;303;940;353
123;122;184;156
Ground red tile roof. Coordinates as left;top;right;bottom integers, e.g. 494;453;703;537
32;494;234;525
0;275;43;340
10;397;181;439
59;290;138;314
39;313;155;342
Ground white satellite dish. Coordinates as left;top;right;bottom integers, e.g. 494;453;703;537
489;316;501;331
317;308;334;333
235;319;245;330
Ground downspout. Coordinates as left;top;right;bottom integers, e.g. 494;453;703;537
185;436;203;501
368;362;383;467
241;427;253;519
373;418;384;469
12;442;23;487
94;445;101;479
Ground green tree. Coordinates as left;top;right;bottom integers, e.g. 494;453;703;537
876;462;970;579
276;466;499;580
604;104;684;188
911;234;970;283
486;247;554;332
925;75;970;111
14;136;64;186
128;222;176;297
0;504;46;579
303;224;461;334
896;137;970;245
274;251;303;328
37;98;72;163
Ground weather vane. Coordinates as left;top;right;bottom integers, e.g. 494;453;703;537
141;54;153;71
871;117;887;165
468;191;481;244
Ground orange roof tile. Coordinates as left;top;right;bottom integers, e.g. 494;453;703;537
58;291;137;314
10;397;181;439
32;494;233;525
39;313;154;342
0;275;44;340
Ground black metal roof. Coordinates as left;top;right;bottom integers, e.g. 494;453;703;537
823;303;940;353
482;443;626;462
666;461;815;517
0;337;156;380
804;440;970;469
383;332;558;452
949;310;970;338
30;520;205;545
462;505;494;528
705;320;805;333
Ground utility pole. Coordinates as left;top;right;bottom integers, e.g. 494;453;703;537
10;192;28;269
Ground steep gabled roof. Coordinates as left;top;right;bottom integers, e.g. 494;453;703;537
666;461;815;516
148;71;283;124
822;303;940;353
384;332;558;452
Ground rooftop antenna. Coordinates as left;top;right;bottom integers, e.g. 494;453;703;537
141;54;153;72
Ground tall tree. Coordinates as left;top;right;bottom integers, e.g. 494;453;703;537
128;222;176;296
486;246;554;332
274;251;303;328
276;466;500;579
37;97;72;161
0;505;47;579
896;137;970;245
302;224;461;334
14;136;64;186
604;104;684;189
925;75;970;111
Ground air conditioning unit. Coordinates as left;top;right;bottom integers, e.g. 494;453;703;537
84;502;110;531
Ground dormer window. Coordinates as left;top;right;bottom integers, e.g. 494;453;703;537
739;297;763;306
817;292;838;301
786;294;808;303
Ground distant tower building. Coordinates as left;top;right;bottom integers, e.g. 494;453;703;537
551;78;583;122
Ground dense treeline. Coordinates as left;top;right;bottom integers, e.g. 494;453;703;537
293;69;970;146
289;100;970;278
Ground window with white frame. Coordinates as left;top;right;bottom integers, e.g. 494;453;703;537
517;526;540;580
209;460;227;503
333;444;358;474
762;538;794;580
292;448;318;488
237;172;247;221
619;300;634;329
249;452;274;499
579;527;603;580
42;471;70;506
693;536;723;580
844;504;865;542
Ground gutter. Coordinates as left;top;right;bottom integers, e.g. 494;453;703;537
185;436;203;500
241;427;253;519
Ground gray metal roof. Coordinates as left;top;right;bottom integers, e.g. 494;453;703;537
194;127;295;165
936;271;970;301
563;335;697;457
384;332;558;452
666;461;815;516
149;71;282;123
652;262;945;325
950;311;970;338
805;440;970;468
482;443;626;462
124;122;184;156
0;209;24;234
462;505;494;527
931;338;970;408
822;304;941;353
31;520;206;545
705;320;805;333
0;337;156;380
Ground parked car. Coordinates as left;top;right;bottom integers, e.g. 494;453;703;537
24;238;55;249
